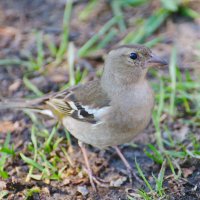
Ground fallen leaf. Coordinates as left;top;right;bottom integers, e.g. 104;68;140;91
71;177;87;185
182;167;195;178
0;121;19;133
61;178;71;186
8;80;21;93
49;74;68;83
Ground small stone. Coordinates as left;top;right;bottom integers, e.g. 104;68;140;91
110;176;127;187
77;185;89;196
0;180;6;190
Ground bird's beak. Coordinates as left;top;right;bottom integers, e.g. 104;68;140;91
147;53;168;68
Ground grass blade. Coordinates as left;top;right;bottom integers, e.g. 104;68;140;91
0;59;31;68
96;28;118;49
23;76;44;97
26;126;38;182
111;0;126;32
152;79;164;151
122;8;169;44
155;160;166;196
180;7;200;19
169;46;177;116
56;0;73;63
123;0;149;6
79;0;98;21
145;36;164;48
44;125;58;153
20;153;44;172
78;17;119;57
160;0;179;11
68;42;75;86
135;158;153;192
36;32;44;69
0;133;13;179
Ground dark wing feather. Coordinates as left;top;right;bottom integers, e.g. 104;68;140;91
46;80;110;123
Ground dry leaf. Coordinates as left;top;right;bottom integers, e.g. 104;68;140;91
182;167;195;178
0;121;18;133
8;80;21;93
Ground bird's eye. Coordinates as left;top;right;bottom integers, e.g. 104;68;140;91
129;52;138;60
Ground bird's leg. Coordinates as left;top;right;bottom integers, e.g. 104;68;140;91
114;146;142;184
78;141;97;190
78;141;109;190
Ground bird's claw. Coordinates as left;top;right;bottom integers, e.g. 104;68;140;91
92;176;110;188
84;168;110;190
127;168;143;185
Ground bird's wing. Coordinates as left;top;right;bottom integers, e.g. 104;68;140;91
46;80;111;124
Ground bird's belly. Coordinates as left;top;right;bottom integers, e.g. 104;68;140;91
62;111;151;149
62;117;115;148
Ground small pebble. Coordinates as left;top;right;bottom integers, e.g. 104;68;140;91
77;185;89;196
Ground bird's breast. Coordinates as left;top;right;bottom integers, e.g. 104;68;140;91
107;81;154;132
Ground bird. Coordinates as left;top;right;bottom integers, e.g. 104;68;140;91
0;44;167;190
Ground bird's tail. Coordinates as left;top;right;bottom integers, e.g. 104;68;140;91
0;96;54;117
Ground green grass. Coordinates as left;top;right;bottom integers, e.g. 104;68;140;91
111;0;126;32
78;16;119;57
24;187;40;200
55;0;73;65
23;76;44;97
79;0;98;21
152;79;165;151
127;159;166;199
135;158;153;192
67;43;76;86
19;122;70;182
0;133;15;179
0;190;9;199
169;47;177;116
139;56;200;198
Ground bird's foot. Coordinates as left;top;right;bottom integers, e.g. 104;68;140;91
78;141;110;191
92;176;110;188
84;168;110;189
126;167;143;185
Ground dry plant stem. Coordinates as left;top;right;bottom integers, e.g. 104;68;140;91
114;146;141;184
78;141;97;191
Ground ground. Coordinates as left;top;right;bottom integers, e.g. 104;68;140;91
0;0;200;200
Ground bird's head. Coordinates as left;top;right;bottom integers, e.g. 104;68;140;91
104;45;167;84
